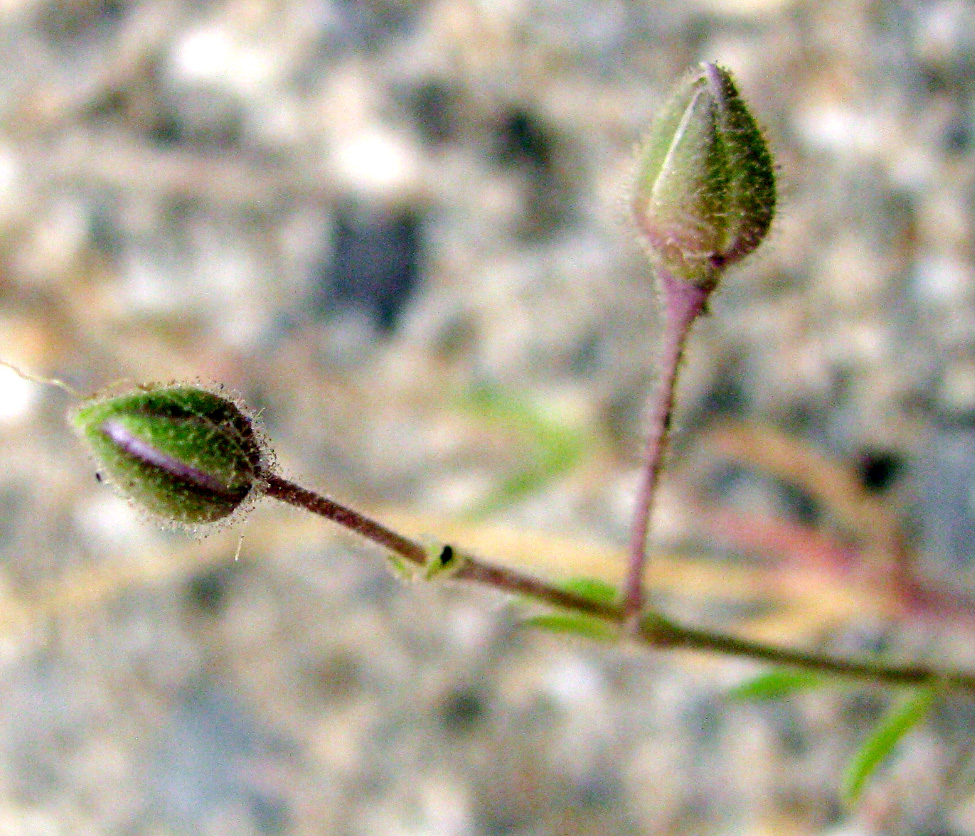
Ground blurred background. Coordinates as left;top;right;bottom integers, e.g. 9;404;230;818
3;0;975;833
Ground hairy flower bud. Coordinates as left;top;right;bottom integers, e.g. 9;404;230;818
633;62;776;290
72;385;269;526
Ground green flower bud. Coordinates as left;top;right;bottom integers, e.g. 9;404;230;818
633;62;776;290
71;384;269;526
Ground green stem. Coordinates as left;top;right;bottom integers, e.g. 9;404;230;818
643;614;974;689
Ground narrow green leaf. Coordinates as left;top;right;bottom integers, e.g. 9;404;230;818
729;669;823;701
559;576;619;606
455;383;589;517
842;687;938;805
523;613;617;641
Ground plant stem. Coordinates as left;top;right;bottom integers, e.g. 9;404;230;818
262;472;975;694
643;614;974;690
264;473;427;565
624;269;710;623
262;473;619;620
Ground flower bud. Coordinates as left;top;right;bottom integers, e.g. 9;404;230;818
72;385;268;526
633;62;776;290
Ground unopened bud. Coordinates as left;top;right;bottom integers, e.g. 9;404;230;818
72;385;269;526
633;62;776;290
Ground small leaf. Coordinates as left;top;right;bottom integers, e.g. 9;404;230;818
386;552;418;581
729;669;823;701
518;577;617;643
523;612;617;641
455;383;589;517
559;576;618;606
842;686;938;805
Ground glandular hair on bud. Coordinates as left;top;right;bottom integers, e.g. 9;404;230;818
71;384;271;527
633;62;776;290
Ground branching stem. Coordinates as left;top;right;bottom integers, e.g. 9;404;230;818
262;473;975;694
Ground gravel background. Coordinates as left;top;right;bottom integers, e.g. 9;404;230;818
3;0;975;834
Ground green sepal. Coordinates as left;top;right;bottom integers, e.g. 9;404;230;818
633;62;776;289
72;384;267;526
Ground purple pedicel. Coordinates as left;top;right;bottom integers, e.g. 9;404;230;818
100;419;244;499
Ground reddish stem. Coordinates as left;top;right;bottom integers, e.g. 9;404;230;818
624;269;710;623
261;473;620;620
260;474;975;692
